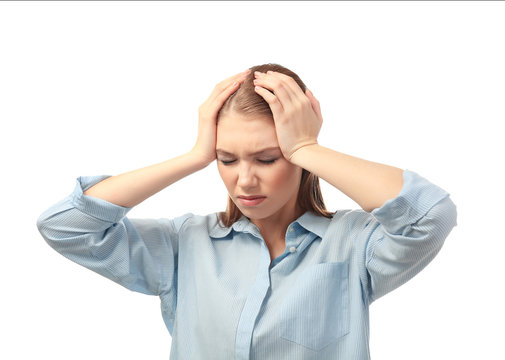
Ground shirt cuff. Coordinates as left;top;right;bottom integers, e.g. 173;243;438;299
71;175;132;223
370;169;450;234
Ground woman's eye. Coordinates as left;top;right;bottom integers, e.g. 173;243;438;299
259;159;277;165
219;158;277;165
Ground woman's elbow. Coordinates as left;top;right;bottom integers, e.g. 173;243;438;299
424;196;458;245
36;211;58;247
36;207;76;249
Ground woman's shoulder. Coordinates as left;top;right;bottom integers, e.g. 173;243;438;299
165;212;228;235
283;210;373;238
331;208;373;223
322;208;377;236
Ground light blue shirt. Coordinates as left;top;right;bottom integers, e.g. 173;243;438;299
37;170;457;359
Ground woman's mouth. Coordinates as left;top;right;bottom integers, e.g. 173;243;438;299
237;195;266;207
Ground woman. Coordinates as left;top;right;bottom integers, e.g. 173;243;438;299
37;63;457;359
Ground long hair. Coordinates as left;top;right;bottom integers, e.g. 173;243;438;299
217;63;333;227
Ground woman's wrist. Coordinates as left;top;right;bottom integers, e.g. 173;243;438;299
186;148;216;169
289;143;321;167
289;144;404;212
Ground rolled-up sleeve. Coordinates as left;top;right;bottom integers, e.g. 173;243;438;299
359;169;457;303
36;176;181;299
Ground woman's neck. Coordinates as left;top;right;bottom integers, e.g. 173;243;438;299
250;204;304;248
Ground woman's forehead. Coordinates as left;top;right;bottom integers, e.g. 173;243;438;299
216;146;281;157
218;111;273;126
216;113;278;150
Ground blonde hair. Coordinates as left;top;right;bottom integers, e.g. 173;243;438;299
217;63;333;227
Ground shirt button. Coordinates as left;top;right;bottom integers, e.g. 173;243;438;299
289;246;296;253
289;227;294;233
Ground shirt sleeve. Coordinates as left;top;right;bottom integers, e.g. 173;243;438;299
36;175;189;302
358;169;457;303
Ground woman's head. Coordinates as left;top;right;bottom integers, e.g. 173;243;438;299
216;63;333;227
217;63;306;120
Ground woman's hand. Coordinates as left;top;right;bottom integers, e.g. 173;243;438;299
191;69;251;164
253;70;323;161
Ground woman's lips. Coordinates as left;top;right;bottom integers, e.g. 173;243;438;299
237;196;266;207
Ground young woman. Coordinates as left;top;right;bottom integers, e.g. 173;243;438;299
37;63;457;359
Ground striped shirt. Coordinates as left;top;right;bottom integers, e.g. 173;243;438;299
37;169;457;359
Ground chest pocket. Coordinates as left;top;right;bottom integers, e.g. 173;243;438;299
279;261;350;351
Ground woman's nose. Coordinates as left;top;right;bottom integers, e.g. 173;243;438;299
237;163;258;189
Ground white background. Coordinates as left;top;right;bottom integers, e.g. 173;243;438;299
1;1;503;359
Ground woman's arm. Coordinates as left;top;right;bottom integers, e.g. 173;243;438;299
290;145;404;212
84;69;251;208
253;70;403;212
84;152;209;208
254;70;457;304
37;69;251;304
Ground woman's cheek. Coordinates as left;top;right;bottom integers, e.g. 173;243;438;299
217;166;235;190
267;164;293;190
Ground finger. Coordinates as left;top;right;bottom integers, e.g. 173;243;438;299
265;71;307;99
254;70;310;109
306;89;323;121
254;85;284;114
212;78;244;111
269;72;313;112
253;71;294;103
206;70;250;107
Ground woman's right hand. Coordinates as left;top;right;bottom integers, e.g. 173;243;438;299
191;69;251;164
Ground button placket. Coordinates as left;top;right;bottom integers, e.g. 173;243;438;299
285;225;298;255
235;240;272;359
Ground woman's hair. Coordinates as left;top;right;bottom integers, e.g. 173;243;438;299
217;63;334;227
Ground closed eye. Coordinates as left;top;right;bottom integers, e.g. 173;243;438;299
259;159;277;165
219;158;278;166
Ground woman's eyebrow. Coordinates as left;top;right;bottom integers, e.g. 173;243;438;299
216;147;280;156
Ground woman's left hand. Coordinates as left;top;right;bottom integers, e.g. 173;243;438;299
253;71;323;161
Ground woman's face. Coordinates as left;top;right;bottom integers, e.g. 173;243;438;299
216;111;303;223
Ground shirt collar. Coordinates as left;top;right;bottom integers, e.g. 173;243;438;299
294;211;332;238
209;211;332;239
208;214;250;238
